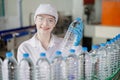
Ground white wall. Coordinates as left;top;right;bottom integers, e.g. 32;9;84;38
0;0;73;30
0;0;19;30
1;0;102;31
72;0;84;20
22;0;73;26
94;0;102;23
84;25;120;45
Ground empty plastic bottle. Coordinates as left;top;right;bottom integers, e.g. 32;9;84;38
105;41;114;75
66;49;79;80
116;34;120;49
115;34;120;68
97;43;108;80
89;45;99;79
0;58;2;80
18;53;34;80
59;17;84;57
110;39;119;73
51;51;66;80
85;48;93;80
35;52;51;80
2;52;18;80
78;47;88;80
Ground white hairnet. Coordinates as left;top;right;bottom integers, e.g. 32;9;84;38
34;4;58;23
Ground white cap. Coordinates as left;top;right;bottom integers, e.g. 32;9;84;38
34;4;58;23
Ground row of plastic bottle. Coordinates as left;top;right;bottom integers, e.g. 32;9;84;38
0;34;119;80
85;34;120;80
0;49;79;80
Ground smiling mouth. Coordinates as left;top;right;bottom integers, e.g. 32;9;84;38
41;28;50;30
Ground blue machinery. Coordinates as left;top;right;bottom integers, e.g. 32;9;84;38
0;26;36;58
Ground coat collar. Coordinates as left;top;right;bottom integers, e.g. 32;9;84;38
30;33;55;48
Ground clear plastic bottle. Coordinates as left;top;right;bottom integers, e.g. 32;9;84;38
66;49;79;80
105;41;114;75
89;45;99;79
0;58;2;80
59;17;84;57
2;51;18;80
78;47;87;80
89;45;99;64
51;51;66;80
116;34;120;48
110;38;119;73
97;43;108;80
85;48;93;80
35;52;51;80
115;34;120;68
18;53;34;80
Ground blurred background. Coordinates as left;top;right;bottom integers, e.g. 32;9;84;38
0;0;120;59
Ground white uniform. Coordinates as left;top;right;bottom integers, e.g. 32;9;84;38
17;33;63;64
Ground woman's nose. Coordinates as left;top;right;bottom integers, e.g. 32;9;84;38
42;19;49;26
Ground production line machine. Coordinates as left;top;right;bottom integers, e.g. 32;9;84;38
0;26;36;59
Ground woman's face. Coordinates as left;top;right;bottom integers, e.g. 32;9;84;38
35;14;56;35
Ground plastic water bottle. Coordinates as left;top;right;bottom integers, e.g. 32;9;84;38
85;48;93;80
89;45;99;79
111;39;119;72
2;52;18;80
78;47;87;80
116;34;120;49
35;52;51;80
97;43;108;80
115;34;120;68
51;51;66;80
59;18;84;57
18;53;34;80
105;41;114;75
89;45;99;65
66;49;79;80
106;40;119;74
0;58;2;80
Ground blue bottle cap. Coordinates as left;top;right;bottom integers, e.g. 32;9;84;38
106;41;111;44
116;34;120;38
92;45;98;50
69;49;75;53
6;52;13;57
110;39;114;43
23;53;29;58
55;51;62;55
113;37;116;41
118;34;120;38
116;36;119;40
40;52;46;57
82;47;88;51
100;43;105;47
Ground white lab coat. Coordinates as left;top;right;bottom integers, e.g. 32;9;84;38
17;33;82;64
17;33;63;64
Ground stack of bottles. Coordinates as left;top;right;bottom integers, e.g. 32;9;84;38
0;34;119;80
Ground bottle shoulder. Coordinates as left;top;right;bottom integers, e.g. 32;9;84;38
36;58;50;66
4;58;17;64
19;58;34;67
